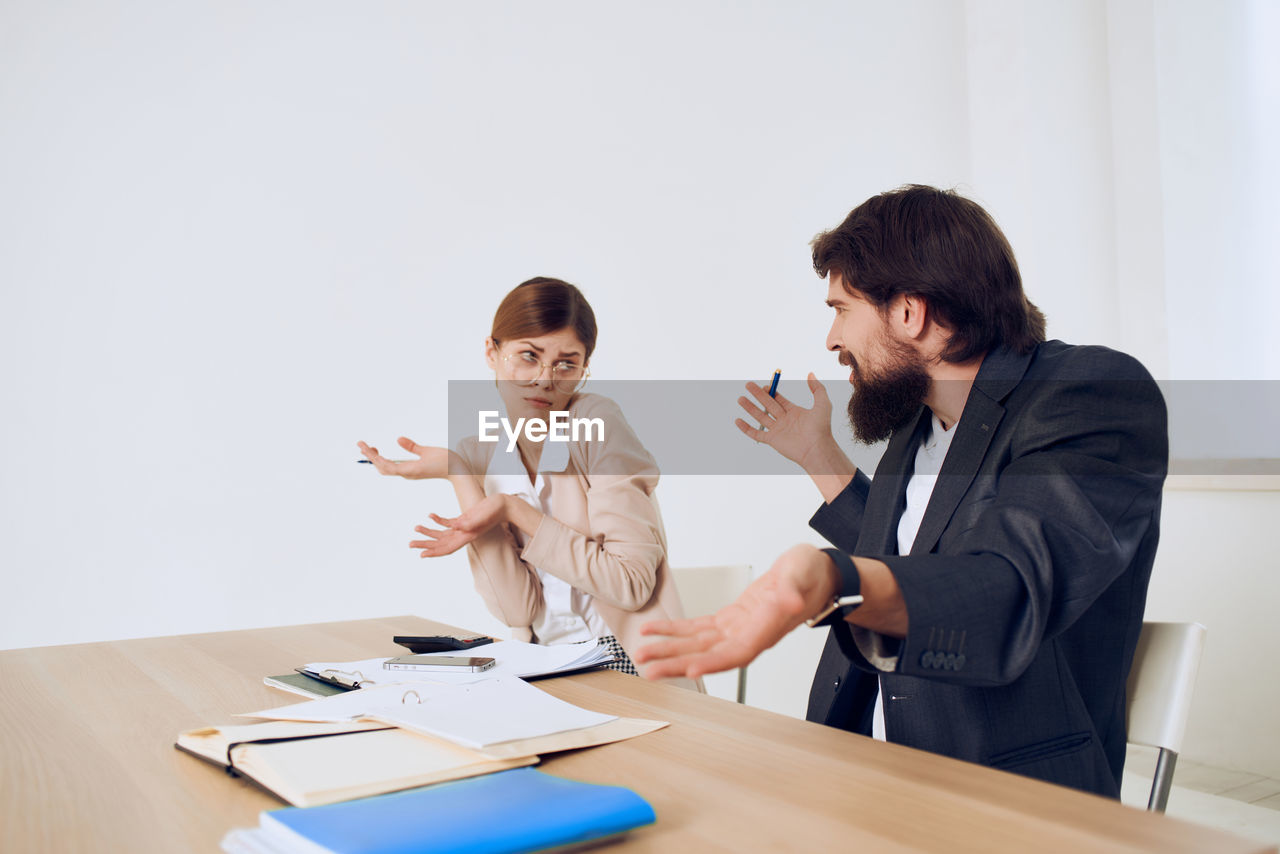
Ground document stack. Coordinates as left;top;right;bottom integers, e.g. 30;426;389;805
176;637;664;852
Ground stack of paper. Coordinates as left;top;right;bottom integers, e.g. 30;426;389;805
177;677;667;808
297;638;613;689
177;640;665;823
242;678;620;750
222;768;657;854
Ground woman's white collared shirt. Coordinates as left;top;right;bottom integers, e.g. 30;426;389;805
483;438;609;646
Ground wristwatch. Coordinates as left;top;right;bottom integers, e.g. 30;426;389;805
804;548;864;627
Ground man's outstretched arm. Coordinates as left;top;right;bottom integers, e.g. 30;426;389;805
635;545;906;680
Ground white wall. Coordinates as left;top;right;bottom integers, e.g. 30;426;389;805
2;0;1275;774
0;0;971;648
1158;0;1280;380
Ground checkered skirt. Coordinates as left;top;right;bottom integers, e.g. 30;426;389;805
597;634;638;676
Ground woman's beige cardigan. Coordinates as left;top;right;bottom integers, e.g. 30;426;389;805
456;393;700;692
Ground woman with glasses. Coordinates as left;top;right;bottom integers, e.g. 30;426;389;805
357;277;695;687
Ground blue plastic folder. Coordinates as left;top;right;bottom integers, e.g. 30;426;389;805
255;768;656;853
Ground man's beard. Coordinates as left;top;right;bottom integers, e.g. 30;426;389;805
843;344;930;444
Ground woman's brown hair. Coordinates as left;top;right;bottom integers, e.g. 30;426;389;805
490;277;598;360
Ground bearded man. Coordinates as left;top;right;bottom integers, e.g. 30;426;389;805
636;185;1168;798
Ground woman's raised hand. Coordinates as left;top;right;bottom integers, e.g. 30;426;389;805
356;437;451;480
409;494;509;558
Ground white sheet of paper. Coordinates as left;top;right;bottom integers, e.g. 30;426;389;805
239;677;616;750
238;683;438;722
366;677;617;749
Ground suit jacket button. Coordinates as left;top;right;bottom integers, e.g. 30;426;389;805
921;651;934;668
832;677;840;691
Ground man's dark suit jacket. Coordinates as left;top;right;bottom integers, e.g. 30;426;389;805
806;340;1168;797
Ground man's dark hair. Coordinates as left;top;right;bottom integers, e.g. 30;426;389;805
811;185;1046;363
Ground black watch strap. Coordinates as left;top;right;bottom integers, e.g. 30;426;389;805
805;548;864;628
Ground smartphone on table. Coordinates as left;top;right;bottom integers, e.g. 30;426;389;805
384;654;497;673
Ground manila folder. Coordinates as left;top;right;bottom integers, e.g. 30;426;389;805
175;720;536;807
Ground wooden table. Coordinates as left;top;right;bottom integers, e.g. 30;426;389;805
1;616;1271;853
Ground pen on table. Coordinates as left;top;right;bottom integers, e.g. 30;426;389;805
768;369;781;398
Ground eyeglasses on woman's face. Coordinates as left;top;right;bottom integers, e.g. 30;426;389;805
500;348;589;393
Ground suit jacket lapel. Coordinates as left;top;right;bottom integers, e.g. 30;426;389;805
909;395;1003;555
909;346;1036;556
856;407;928;556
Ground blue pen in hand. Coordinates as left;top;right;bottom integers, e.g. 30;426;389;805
768;369;781;398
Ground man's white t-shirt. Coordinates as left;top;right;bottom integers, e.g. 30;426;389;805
869;411;959;740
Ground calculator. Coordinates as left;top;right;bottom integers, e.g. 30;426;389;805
393;633;495;654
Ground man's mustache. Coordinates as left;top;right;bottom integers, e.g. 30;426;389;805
838;351;854;368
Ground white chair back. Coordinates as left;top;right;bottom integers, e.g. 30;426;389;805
1125;621;1207;811
671;565;752;703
